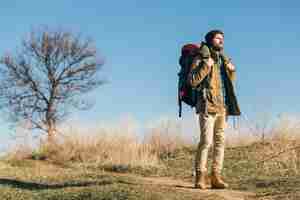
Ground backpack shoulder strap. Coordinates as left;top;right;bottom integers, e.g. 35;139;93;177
191;42;212;89
198;42;210;59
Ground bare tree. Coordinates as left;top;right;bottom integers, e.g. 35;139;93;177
0;28;105;140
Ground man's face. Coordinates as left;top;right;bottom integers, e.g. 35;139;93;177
211;33;224;51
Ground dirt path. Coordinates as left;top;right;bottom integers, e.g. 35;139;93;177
114;173;256;200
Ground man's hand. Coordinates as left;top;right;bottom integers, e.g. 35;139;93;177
204;57;214;68
226;61;235;71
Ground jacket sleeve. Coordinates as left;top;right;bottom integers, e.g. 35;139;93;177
226;69;236;81
188;45;211;88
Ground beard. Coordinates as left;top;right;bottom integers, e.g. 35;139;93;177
211;43;224;51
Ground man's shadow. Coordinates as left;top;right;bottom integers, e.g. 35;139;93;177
0;177;135;190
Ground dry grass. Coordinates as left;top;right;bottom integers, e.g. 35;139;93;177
2;115;300;199
5;118;188;172
254;131;300;176
5;115;300;177
225;115;300;177
36;129;160;169
143;118;187;159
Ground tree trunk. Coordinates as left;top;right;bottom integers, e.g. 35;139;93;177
47;122;55;141
46;103;56;143
46;119;56;143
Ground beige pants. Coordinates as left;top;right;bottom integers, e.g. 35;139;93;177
195;112;226;173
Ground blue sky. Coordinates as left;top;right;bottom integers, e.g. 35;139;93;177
0;0;299;147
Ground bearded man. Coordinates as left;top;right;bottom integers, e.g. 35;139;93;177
189;30;241;189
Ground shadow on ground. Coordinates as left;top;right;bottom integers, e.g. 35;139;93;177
0;177;135;190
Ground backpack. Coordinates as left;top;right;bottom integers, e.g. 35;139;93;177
177;43;202;118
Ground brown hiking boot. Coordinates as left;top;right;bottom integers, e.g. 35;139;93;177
195;171;211;189
211;171;228;189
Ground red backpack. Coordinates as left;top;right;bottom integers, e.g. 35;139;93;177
177;43;202;117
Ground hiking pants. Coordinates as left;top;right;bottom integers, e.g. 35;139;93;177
194;112;226;173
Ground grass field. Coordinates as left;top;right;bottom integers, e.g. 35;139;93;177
1;117;299;200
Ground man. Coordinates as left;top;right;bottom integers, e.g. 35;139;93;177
188;30;241;189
